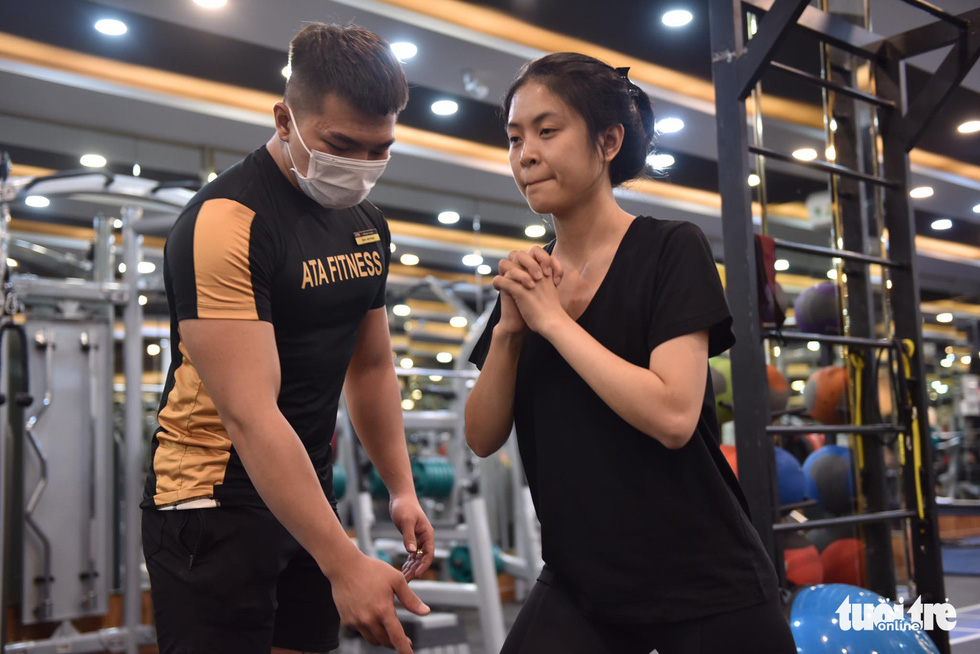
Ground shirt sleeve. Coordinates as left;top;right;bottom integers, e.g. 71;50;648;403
467;294;502;370
646;222;735;358
370;208;391;310
165;198;276;322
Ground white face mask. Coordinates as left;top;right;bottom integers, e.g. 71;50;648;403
282;105;389;209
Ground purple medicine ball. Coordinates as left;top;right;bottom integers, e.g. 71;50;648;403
794;282;841;335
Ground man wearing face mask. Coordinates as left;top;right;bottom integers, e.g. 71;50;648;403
141;23;434;654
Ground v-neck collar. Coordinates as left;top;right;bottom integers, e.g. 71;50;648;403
545;217;641;325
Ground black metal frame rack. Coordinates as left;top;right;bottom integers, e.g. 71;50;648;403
709;3;980;653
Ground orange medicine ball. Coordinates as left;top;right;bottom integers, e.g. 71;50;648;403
803;365;848;425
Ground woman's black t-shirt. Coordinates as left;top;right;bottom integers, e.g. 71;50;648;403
469;217;779;624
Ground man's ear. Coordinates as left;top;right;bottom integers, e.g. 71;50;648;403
273;102;293;142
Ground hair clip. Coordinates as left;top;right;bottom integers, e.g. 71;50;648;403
614;66;640;97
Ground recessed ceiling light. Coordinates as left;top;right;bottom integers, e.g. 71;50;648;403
827;269;837;280
525;224;547;238
390;242;397;253
429;374;443;381
137;261;156;274
774;259;789;272
399;358;414;370
791;380;806;392
25;195;50;208
132;163;141;177
436;352;453;363
792;148;818;161
399;253;419;266
281;64;291;79
807;341;821;352
462;253;484;267
931;218;952;231
193;0;228;8
825;146;836;161
477;264;492;275
662;9;693;27
393;304;411;317
655;117;684;134
138;295;148;306
963;355;973;365
80;153;107;168
450;316;468;328
957;120;980;134
431;100;458;116
829;118;838;132
401;398;415;410
437;211;460;224
95;18;127;36
147;343;161;356
972;203;980;214
118;263;127;273
748;174;761;187
207;171;218;183
936;312;953;323
113;218;124;229
647;153;674;169
909;186;933;199
390;42;418;61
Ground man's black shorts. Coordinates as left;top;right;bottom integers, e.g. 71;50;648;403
142;505;340;653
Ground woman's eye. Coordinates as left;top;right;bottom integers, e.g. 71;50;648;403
540;128;555;136
508;136;521;145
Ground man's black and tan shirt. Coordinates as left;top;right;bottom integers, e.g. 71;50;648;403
142;146;390;509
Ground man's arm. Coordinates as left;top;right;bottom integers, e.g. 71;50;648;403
345;307;414;497
344;307;434;579
180;318;427;652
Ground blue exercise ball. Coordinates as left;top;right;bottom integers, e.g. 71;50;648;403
803;445;855;515
790;584;940;653
775;446;807;506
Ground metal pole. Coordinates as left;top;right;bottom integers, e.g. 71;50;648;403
875;44;949;654
121;206;144;654
709;0;781;574
91;216;113;285
831;46;897;599
0;151;10;649
463;497;505;654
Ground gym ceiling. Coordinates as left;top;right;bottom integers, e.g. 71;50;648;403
1;0;978;337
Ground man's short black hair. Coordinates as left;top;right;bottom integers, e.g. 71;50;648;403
285;23;409;117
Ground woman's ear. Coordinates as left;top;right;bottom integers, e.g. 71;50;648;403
598;123;625;163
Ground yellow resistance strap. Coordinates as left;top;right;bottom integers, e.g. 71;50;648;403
849;352;866;470
900;339;925;520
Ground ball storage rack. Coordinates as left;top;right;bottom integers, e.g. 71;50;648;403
709;3;980;653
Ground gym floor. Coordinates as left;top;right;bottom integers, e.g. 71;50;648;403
947;576;980;653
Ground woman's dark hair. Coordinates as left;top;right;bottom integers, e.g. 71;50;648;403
503;52;656;186
286;23;409;117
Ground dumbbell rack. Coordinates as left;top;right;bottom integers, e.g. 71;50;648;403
336;371;508;654
0;170;185;653
709;3;980;653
